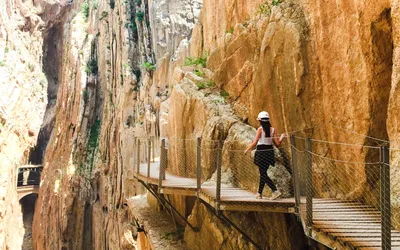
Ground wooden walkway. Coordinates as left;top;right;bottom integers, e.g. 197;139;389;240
310;199;400;250
134;160;399;249
135;160;296;213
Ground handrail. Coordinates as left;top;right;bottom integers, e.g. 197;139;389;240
133;135;396;250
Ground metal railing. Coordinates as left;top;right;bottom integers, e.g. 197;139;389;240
133;134;399;249
290;135;395;250
134;136;293;209
17;166;43;187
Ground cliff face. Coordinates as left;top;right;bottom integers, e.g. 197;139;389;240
31;0;203;249
0;0;66;248
2;0;400;249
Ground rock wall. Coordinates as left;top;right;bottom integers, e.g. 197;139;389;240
188;0;395;202
31;0;203;249
0;0;64;248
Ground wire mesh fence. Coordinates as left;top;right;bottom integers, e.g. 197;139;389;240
290;135;398;248
166;138;198;178
390;148;400;235
132;133;400;249
218;141;293;200
134;136;294;210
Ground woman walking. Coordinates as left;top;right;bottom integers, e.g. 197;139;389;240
244;111;286;200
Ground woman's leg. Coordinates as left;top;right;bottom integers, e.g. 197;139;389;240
265;168;277;192
258;166;267;194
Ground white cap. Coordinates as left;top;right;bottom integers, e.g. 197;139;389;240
257;111;270;121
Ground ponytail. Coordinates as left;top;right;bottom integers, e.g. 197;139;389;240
260;120;271;137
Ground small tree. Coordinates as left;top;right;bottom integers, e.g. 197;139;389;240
142;62;156;72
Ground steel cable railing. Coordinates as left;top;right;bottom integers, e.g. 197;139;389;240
291;135;395;249
133;134;400;249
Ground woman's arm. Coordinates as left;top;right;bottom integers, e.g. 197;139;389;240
273;130;286;147
244;128;262;154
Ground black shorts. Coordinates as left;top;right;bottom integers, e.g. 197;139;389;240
254;145;275;167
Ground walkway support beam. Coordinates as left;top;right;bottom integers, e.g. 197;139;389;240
380;145;391;250
305;137;313;236
139;179;199;232
216;140;222;212
152;136;155;163
290;135;301;216
147;138;151;183
137;139;141;175
196;137;202;199
158;139;166;193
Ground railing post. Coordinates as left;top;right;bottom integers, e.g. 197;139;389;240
152;136;155;163
137;139;141;176
216;140;222;213
290;135;301;216
197;137;202;200
147;138;151;183
133;138;136;175
158;139;166;193
380;146;391;250
305;138;313;236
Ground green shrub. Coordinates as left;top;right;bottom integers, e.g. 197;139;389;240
85;58;98;75
136;11;144;22
135;0;141;5
0;61;5;67
184;55;207;67
110;0;115;9
127;21;137;32
142;62;156;72
100;11;108;21
106;44;110;49
272;0;280;6
88;120;101;149
257;2;271;15
4;47;9;53
81;1;89;19
227;27;234;34
197;80;214;90
220;90;229;99
194;69;204;77
93;0;98;9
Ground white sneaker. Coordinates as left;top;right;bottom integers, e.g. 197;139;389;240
270;190;282;200
255;193;262;199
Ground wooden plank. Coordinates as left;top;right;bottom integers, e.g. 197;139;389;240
161;188;197;196
313;208;378;212
322;229;399;233
314;218;380;222
313;199;356;204
313;210;381;216
314;213;380;217
313;213;381;220
329;232;400;237
351;241;400;247
313;204;376;209
219;203;294;213
314;224;381;229
341;236;400;242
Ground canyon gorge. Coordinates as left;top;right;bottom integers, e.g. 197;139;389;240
1;0;400;249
